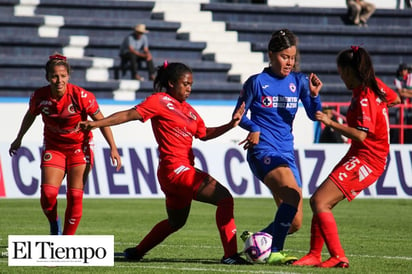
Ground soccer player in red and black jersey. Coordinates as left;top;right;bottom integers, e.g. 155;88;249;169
293;47;400;268
9;54;122;235
77;62;250;264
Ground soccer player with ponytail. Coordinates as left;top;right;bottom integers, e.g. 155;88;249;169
77;61;250;265
293;46;400;268
9;53;122;235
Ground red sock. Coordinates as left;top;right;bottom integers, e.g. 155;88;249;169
308;214;324;257
216;197;237;258
317;212;345;258
136;219;177;255
63;188;83;235
40;184;59;222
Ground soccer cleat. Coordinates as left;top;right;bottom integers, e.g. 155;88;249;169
221;253;252;265
50;217;62;235
124;247;143;261
267;251;298;265
316;256;349;268
240;230;253;242
292;253;322;266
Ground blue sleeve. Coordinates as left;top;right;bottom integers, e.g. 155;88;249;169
299;74;322;121
234;77;261;132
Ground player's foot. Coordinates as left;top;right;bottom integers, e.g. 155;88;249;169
124;247;143;261
267;251;297;265
292;253;321;266
221;253;252;265
240;231;253;242
316;256;349;268
50;217;62;235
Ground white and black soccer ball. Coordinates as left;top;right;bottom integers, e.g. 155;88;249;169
243;232;272;263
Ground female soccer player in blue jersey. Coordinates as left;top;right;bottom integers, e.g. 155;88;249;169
235;29;323;265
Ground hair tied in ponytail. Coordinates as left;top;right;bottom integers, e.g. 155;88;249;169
351;45;359;53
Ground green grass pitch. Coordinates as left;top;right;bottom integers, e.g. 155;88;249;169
1;198;411;273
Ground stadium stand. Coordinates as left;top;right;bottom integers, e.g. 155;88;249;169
0;0;412;102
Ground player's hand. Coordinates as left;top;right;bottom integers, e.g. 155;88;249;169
9;139;22;156
76;120;95;131
110;148;122;172
239;131;260;150
309;73;322;97
230;102;245;127
315;110;332;126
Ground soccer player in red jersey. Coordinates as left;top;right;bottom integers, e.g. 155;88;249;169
293;46;400;268
77;62;250;264
9;54;122;235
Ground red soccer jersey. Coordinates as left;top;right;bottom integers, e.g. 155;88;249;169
29;83;99;148
346;81;396;169
135;92;206;166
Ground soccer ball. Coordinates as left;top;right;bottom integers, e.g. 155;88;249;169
243;232;272;263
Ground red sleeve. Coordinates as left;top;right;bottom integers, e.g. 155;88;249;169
134;94;160;122
376;77;398;104
71;84;99;116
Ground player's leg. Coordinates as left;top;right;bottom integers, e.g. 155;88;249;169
262;166;300;265
125;204;191;260
195;173;250;264
269;189;302;234
40;149;66;235
125;163;193;260
63;163;89;235
40;166;65;235
309;178;348;268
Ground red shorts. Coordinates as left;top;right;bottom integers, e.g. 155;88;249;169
157;163;209;209
41;143;94;171
329;155;385;201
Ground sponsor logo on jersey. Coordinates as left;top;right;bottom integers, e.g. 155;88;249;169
261;96;298;108
189;112;197;120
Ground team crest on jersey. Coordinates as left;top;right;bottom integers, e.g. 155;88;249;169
43;152;52;161
68;104;75;114
289;83;296;92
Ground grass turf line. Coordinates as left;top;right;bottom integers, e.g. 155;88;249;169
0;198;411;273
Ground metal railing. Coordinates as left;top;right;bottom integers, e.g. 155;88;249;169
321;102;412;144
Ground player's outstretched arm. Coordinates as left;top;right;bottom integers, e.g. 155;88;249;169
200;102;245;141
77;108;142;131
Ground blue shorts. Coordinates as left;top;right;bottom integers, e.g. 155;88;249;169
247;149;302;187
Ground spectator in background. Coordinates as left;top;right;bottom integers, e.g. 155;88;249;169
346;0;376;27
318;107;345;143
394;63;412;103
394;63;412;143
119;24;156;81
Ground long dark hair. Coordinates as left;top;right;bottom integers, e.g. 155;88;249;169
267;29;297;52
337;46;387;102
153;62;192;92
268;29;300;71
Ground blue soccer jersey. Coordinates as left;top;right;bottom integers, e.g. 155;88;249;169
236;68;322;184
